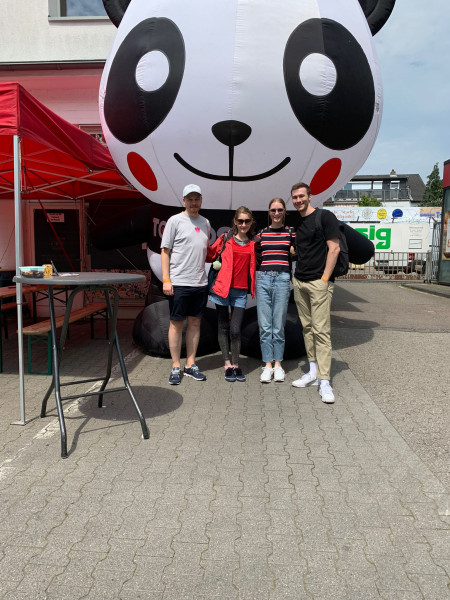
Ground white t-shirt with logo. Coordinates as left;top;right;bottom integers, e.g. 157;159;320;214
161;212;210;286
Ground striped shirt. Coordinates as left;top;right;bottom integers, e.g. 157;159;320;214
256;226;294;273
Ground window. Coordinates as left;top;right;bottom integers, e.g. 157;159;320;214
351;181;372;191
78;125;106;145
49;0;107;17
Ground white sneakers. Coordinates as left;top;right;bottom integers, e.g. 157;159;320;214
319;381;335;404
292;372;335;404
292;372;318;388
273;366;285;382
260;367;273;383
260;366;285;383
260;367;334;402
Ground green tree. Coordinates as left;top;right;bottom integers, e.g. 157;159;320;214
358;194;381;207
421;163;443;206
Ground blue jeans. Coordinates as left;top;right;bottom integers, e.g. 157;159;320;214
256;271;291;363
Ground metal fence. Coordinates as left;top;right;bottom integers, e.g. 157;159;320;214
343;219;441;282
343;252;430;281
333;189;411;202
429;220;441;282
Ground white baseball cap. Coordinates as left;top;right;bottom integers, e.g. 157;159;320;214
183;184;202;197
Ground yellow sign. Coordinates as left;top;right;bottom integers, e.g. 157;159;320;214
377;208;387;220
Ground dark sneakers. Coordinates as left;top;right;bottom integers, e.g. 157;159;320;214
224;367;236;382
233;368;246;382
224;367;246;382
169;367;182;385
183;364;207;381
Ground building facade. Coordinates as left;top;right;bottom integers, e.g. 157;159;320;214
325;171;426;207
0;2;152;299
0;0;113;128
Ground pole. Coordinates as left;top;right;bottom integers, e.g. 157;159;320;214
12;134;27;425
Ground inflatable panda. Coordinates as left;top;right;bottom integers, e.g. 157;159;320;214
96;0;395;357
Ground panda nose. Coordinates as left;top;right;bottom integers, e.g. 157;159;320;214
212;120;252;147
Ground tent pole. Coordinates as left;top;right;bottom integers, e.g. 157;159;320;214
12;134;27;426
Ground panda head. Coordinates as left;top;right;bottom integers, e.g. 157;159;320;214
100;0;395;210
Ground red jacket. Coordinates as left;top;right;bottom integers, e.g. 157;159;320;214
207;234;257;299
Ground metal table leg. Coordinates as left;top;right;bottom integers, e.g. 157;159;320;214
47;287;68;458
97;288;149;439
41;284;149;458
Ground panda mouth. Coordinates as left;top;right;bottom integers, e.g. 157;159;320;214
173;153;291;181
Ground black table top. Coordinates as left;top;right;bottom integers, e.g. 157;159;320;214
14;272;146;286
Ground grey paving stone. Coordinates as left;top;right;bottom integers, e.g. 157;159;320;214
268;565;309;600
267;534;303;566
205;506;240;533
121;555;171;592
377;591;424;600
203;529;240;562
46;586;93;600
0;287;449;599
368;554;422;593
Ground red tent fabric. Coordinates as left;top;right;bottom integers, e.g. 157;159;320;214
0;82;145;423
0;81;141;200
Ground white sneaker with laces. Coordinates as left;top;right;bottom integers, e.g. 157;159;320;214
292;372;318;388
260;367;273;383
319;381;335;403
273;366;285;382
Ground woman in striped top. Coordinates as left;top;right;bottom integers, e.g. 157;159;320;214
256;198;294;383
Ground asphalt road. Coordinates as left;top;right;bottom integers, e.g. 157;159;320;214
331;281;450;489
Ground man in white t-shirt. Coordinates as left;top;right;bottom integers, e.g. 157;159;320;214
161;184;210;385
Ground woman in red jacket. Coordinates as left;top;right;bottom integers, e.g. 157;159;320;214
207;207;257;382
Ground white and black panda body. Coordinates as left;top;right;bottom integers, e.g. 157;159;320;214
97;0;395;358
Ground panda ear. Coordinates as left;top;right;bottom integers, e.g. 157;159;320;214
358;0;396;35
102;0;132;27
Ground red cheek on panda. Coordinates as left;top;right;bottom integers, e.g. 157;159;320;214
310;158;342;196
127;152;158;191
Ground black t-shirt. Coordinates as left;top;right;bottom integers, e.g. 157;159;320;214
294;209;340;282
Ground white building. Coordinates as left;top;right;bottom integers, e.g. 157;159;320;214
0;0;114;130
0;2;138;283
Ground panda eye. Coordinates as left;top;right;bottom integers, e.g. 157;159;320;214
284;18;375;151
104;18;185;144
136;51;170;92
299;54;337;96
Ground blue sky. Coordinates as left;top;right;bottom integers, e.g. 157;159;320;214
360;0;450;182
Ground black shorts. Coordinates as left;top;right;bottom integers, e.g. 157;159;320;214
169;285;209;321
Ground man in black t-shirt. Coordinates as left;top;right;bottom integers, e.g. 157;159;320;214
290;182;340;404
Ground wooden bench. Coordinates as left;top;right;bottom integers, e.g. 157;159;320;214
22;302;108;375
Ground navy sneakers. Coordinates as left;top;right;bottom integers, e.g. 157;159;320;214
224;367;236;382
183;364;207;381
169;367;182;385
233;367;246;382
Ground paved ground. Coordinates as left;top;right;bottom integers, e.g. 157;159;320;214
0;282;448;599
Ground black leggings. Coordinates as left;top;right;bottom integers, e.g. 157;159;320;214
216;305;245;365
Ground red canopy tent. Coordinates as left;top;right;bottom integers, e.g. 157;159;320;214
0;82;141;424
0;81;140;201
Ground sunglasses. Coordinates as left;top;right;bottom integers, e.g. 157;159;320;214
269;208;285;214
236;218;251;225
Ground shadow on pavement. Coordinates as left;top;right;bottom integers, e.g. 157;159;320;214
43;385;184;456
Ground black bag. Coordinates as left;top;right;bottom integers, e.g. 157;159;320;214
207;232;230;291
314;209;349;278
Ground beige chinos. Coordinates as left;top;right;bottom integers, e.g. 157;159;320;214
293;278;334;380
